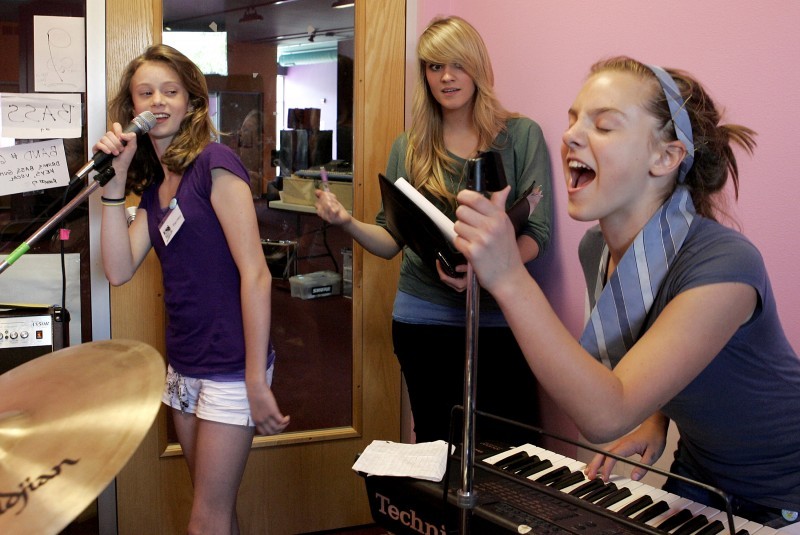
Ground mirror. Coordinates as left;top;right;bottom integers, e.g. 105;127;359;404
162;0;356;438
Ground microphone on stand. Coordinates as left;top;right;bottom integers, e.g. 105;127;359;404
71;111;157;183
0;112;157;276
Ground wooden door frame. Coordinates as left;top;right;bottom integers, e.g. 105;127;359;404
105;0;405;532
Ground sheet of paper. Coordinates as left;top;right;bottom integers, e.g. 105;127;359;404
0;93;82;139
34;16;86;92
394;178;456;243
0;139;70;196
352;440;450;482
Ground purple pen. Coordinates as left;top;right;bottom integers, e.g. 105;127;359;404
320;166;330;192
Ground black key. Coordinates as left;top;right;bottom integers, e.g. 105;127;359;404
657;509;694;532
673;514;708;535
695;520;725;535
518;459;554;478
734;530;751;535
568;478;605;498
494;451;528;470
551;471;587;490
535;466;571;484
595;487;633;508
633;500;670;523
618;495;654;517
583;482;618;503
502;455;540;472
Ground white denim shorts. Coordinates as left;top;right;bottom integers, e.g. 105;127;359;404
161;364;275;427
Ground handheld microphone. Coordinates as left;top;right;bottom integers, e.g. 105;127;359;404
73;111;157;182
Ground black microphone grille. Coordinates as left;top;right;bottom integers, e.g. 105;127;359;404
133;111;157;133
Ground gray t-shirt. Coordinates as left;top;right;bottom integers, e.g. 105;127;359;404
377;117;553;312
580;217;800;510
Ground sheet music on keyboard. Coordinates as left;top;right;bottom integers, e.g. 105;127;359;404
352;440;450;482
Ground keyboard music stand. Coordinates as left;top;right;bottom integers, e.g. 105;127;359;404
457;152;509;534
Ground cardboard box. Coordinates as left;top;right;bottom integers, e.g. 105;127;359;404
280;176;316;206
279;176;353;212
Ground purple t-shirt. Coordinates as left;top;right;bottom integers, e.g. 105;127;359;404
139;142;258;378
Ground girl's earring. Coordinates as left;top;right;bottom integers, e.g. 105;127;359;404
187;104;195;113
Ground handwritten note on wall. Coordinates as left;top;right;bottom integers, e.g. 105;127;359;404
34;16;86;93
0;93;82;139
0;139;70;196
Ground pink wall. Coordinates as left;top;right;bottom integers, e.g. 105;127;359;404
410;0;800;440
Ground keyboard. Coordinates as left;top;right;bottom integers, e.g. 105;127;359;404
481;443;796;535
361;442;799;535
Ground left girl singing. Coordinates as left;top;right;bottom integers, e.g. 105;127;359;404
94;44;290;535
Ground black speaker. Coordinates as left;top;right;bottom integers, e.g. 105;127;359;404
0;304;69;375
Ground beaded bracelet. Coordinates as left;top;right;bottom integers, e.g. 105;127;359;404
101;196;126;206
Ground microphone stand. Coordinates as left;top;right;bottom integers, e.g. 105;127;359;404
457;155;488;534
0;165;117;276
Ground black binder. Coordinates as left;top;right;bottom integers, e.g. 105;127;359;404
379;174;540;278
379;173;465;277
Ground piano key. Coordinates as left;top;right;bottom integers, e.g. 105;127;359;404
617;494;655;517
704;512;755;535
595;486;633;508
738;521;768;535
609;484;665;514
634;500;672;523
517;458;553;477
526;445;572;468
482;444;535;465
494;450;528;470
568;478;607;498
535;465;571;485
749;526;779;535
583;482;619;503
550;470;588;490
657;508;695;532
503;454;543;473
645;495;708;527
672;513;710;535
695;520;726;535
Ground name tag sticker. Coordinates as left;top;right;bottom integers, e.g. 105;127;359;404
159;203;184;245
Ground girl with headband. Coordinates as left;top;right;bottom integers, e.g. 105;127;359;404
454;56;800;525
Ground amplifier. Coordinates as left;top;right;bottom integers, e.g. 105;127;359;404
0;304;68;375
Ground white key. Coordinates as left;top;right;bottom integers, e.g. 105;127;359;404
739;521;767;535
645;494;705;527
704;510;749;535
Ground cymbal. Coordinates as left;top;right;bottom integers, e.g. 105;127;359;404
0;339;165;535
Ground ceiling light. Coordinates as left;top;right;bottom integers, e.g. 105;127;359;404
239;7;263;23
332;1;355;8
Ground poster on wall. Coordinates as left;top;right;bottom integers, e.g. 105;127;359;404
33;15;86;93
0;138;70;196
0;93;83;139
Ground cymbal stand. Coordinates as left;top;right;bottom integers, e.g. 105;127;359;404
0;165;116;276
457;155;489;534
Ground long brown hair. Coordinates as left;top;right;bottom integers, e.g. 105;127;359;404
590;56;756;220
407;16;515;208
107;44;219;195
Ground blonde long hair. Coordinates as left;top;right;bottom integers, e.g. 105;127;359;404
407;16;515;208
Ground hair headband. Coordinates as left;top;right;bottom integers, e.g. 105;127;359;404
646;64;694;184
